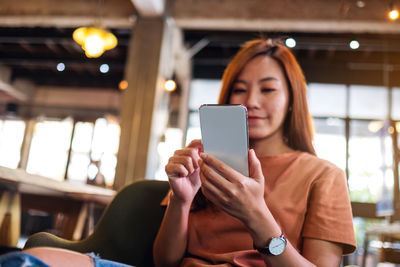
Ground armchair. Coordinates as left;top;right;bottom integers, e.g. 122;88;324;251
24;179;169;267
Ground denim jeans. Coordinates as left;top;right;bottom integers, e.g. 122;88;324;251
0;251;135;267
87;253;134;267
0;251;49;267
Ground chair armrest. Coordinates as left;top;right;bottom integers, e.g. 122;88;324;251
24;232;87;252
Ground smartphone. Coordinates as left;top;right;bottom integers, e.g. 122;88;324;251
199;104;249;176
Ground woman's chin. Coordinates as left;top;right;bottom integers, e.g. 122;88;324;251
248;127;283;142
248;131;272;140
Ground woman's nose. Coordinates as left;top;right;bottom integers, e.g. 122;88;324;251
245;89;260;108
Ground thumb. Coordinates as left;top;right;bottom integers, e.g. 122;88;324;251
249;149;264;182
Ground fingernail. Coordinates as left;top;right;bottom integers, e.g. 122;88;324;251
200;153;207;159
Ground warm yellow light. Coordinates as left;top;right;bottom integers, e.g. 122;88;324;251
388;9;399;20
119;80;128;90
72;27;87;45
84;34;105;57
72;27;118;58
368;121;384;133
164;80;177;92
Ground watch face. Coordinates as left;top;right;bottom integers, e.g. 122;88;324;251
269;237;286;255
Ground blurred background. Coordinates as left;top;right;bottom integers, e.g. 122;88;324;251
1;0;400;265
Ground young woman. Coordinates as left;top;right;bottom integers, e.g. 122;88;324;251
153;39;356;267
0;39;355;267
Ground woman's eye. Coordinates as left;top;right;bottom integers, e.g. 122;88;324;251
261;88;275;93
232;88;246;94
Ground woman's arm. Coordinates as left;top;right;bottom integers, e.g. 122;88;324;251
253;237;342;267
153;193;192;267
199;150;343;267
247;207;342;266
301;238;343;267
153;140;202;267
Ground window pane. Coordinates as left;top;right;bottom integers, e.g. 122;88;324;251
392;87;400;120
398;122;400;143
71;122;94;153
67;153;90;182
0;120;26;168
155;128;183;181
186;79;225;147
186;128;201;146
91;118;107;161
101;154;117;187
352;217;384;258
27;118;73;181
189;79;221;110
313;118;346;170
349;85;388;119
91;118;120;160
348;120;393;204
398;122;400;207
186;112;201;146
375;168;394;216
103;122;120;154
90;118;120;186
308;83;347;117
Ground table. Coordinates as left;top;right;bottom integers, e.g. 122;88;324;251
0;166;116;247
362;223;400;267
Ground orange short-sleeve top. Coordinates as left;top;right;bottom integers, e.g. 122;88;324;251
165;151;356;266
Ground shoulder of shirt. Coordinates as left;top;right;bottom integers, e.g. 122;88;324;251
296;151;344;178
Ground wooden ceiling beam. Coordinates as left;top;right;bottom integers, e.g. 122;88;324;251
0;16;134;29
130;0;165;17
44;40;63;55
175;18;400;34
0;0;398;34
0;0;136;28
172;0;400;34
0;65;35;102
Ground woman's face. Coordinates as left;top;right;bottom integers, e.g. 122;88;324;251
229;55;290;141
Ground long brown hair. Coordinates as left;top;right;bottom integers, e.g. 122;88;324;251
219;39;315;155
193;39;315;211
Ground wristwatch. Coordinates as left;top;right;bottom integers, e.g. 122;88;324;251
253;233;287;256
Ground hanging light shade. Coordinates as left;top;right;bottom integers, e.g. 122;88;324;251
73;27;118;58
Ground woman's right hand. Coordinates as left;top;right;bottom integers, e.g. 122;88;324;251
165;139;203;205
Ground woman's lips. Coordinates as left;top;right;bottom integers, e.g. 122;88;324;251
248;116;267;121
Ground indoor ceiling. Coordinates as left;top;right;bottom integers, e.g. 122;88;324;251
185;30;400;85
2;28;399;90
0;0;400;105
0;26;130;89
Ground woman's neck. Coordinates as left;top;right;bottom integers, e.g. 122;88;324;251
249;131;294;157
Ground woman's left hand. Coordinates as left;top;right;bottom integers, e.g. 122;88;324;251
199;149;266;224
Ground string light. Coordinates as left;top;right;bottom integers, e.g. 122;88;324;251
164;80;177;92
119;80;128;90
388;0;399;20
388;9;399;20
356;0;365;8
349;40;360;50
57;63;65;72
285;38;296;48
99;64;109;73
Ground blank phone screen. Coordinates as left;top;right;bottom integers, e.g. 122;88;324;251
199;104;249;176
